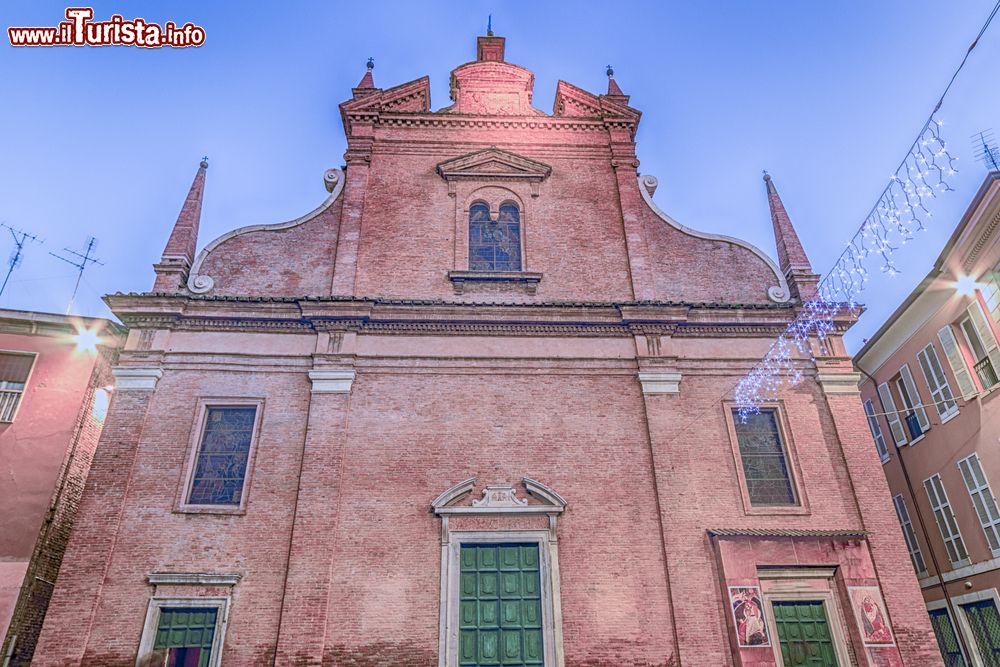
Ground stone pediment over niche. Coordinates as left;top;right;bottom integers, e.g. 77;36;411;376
431;478;567;516
436;148;552;184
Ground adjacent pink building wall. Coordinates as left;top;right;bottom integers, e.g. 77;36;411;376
856;173;1000;665
0;312;122;664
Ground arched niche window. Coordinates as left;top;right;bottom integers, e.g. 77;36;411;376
468;202;522;272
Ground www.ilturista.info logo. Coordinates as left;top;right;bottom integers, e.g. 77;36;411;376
8;8;205;48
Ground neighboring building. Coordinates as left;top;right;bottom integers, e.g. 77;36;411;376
855;171;1000;666
34;33;940;666
0;309;123;666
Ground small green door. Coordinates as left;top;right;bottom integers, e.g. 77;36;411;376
772;601;839;667
151;607;218;667
459;543;544;666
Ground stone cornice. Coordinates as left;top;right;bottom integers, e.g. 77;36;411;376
104;293;861;339
373;113;611;133
147;572;241;587
963;207;1000;273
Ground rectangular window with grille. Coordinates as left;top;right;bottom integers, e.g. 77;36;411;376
731;409;797;507
0;352;35;423
958;453;1000;557
864;399;889;463
186;405;259;507
961;599;1000;666
918;343;959;420
892;494;927;576
923;474;970;566
928;608;967;667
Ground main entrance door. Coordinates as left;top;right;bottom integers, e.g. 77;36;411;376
772;601;839;667
458;543;543;666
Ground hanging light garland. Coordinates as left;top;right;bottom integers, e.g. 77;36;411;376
735;117;958;421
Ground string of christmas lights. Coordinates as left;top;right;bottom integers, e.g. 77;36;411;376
734;117;958;421
734;0;1000;421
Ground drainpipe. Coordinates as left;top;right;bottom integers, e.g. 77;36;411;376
2;635;15;667
856;363;973;663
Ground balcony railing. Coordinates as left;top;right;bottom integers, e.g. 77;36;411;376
904;412;923;440
975;356;1000;390
0;390;22;422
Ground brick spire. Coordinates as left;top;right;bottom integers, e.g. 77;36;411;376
152;159;207;291
355;57;375;91
603;65;630;105
764;172;819;300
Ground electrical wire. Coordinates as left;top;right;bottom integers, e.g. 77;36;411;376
647;0;1000;445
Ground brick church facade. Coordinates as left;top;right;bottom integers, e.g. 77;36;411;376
34;33;941;666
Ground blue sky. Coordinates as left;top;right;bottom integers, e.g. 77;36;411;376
1;1;998;352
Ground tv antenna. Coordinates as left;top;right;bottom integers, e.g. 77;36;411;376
972;129;1000;171
50;236;104;314
0;222;42;299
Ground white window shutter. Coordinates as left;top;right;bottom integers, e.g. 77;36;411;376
938;325;977;398
877;382;908;446
863;399;889;461
899;363;929;431
917;344;957;418
968;302;1000;376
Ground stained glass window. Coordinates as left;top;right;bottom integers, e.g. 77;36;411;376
188;406;257;506
469;202;522;272
732;409;797;506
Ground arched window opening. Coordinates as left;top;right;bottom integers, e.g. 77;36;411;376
469;202;522;272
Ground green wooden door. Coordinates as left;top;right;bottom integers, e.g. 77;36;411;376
459;543;544;666
773;601;838;667
962;600;1000;666
152;607;217;667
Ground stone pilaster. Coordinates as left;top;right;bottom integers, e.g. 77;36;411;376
330;136;373;296
273;368;354;665
817;367;943;666
639;385;730;666
608;135;655;301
